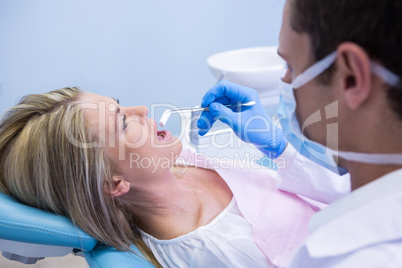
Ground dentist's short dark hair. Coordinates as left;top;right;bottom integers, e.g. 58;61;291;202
290;0;402;119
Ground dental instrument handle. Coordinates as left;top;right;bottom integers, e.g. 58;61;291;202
159;101;256;127
170;101;256;113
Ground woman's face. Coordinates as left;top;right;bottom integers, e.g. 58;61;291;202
80;92;182;182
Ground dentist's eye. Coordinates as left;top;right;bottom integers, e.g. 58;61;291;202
122;114;128;130
284;63;292;71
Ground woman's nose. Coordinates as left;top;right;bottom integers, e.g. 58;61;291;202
126;105;148;118
137;106;149;118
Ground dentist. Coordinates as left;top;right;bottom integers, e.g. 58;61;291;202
198;0;402;266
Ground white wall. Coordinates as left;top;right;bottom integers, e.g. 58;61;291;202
0;0;284;135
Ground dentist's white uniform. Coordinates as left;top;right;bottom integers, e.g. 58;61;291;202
276;145;402;267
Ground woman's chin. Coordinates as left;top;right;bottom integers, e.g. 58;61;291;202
172;137;183;154
170;138;183;160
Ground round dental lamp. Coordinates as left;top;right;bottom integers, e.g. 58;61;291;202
207;46;285;108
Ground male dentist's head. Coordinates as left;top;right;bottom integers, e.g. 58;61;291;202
278;0;402;189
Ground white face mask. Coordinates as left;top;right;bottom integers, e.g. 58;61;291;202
277;51;402;174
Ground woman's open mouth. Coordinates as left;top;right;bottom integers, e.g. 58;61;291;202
157;130;171;142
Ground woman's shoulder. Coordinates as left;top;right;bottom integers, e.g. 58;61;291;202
139;198;271;267
139;197;237;245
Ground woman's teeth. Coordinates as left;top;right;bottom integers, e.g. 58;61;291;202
157;131;166;141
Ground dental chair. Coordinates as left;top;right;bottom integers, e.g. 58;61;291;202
0;192;155;267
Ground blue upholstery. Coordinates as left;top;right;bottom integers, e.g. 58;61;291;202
0;193;97;250
0;193;155;267
84;244;156;268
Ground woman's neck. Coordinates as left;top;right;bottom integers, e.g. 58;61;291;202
126;166;204;238
126;165;233;240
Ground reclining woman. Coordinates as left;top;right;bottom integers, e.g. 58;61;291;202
0;87;317;268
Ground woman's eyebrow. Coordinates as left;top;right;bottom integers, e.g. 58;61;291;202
108;97;121;132
115;107;120;133
110;97;119;104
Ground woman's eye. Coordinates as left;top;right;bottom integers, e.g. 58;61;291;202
122;115;128;130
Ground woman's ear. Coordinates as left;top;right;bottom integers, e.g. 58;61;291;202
107;176;130;197
337;42;372;110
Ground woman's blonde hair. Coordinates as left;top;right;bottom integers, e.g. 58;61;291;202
0;87;160;267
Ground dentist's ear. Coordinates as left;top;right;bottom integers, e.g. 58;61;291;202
337;42;372;110
107;176;130;197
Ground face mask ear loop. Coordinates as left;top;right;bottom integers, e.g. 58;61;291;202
370;62;401;88
292;52;338;89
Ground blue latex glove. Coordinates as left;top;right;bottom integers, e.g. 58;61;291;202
197;80;287;159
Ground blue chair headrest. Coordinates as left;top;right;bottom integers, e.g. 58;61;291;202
0;192;97;251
